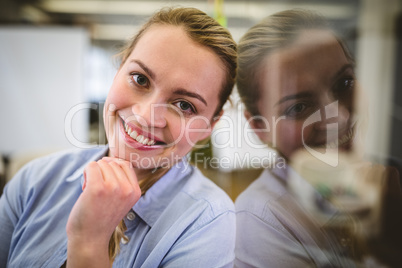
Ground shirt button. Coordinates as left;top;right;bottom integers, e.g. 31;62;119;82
126;211;135;221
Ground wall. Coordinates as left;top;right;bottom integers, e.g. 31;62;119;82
0;27;89;156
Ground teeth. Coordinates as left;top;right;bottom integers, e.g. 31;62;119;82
137;135;144;143
328;141;338;149
130;130;138;139
124;122;156;146
326;128;354;149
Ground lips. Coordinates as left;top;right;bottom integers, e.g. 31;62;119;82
120;118;166;147
124;123;156;146
313;126;355;150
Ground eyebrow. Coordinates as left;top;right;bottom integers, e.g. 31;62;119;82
130;59;155;80
129;59;207;106
275;63;355;107
333;63;355;80
275;91;315;107
173;89;207;106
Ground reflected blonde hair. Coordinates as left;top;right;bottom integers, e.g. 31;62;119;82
237;9;353;117
108;6;237;264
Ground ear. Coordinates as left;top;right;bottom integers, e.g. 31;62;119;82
244;110;271;144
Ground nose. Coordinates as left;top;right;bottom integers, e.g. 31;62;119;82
314;93;351;132
132;100;167;129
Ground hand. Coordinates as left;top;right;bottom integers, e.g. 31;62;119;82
338;163;402;265
291;150;402;265
66;157;141;267
335;163;402;265
366;165;402;267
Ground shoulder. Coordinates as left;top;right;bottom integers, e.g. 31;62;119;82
133;164;236;266
181;167;235;216
135;162;234;228
235;169;287;212
161;165;235;231
235;168;299;236
5;146;108;196
145;167;236;267
14;145;107;177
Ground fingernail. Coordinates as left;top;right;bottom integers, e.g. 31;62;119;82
82;171;87;190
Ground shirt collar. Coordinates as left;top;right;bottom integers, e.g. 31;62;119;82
285;163;338;227
133;159;193;227
65;145;109;183
268;160;338;227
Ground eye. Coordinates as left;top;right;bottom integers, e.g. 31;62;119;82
132;74;149;87
285;103;307;118
334;77;355;97
173;100;196;115
340;78;354;90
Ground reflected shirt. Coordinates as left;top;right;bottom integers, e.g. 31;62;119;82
0;146;235;267
235;166;355;268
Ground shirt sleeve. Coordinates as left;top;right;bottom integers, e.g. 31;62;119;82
161;210;236;268
0;164;29;267
235;210;313;268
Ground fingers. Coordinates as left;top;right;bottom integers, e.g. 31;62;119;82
104;158;141;202
83;161;103;191
101;157;139;189
382;167;401;196
369;164;386;185
116;161;138;189
97;159;119;185
83;157;140;198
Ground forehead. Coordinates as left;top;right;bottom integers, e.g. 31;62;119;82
258;29;349;104
129;24;224;74
125;24;226;109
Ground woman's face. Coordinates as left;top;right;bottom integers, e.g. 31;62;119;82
104;24;225;171
252;29;356;160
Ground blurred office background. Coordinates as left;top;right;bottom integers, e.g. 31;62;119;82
0;0;401;199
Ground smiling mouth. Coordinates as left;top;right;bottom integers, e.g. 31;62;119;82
122;120;165;146
327;128;354;149
315;127;355;149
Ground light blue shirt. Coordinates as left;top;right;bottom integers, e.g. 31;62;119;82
0;146;235;267
235;167;355;268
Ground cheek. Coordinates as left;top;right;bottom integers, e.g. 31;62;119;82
106;74;135;107
275;121;305;155
179;118;211;144
106;86;131;109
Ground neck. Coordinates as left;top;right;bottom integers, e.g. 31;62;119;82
133;166;156;182
136;166;170;195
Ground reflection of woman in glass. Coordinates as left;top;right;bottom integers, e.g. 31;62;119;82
235;9;401;267
0;7;238;267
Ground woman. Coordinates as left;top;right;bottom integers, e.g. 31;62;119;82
235;9;401;267
0;7;237;267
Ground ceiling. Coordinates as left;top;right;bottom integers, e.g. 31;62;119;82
0;0;360;41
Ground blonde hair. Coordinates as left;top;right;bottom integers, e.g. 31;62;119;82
109;167;168;264
237;9;353;117
117;6;237;117
108;7;237;264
